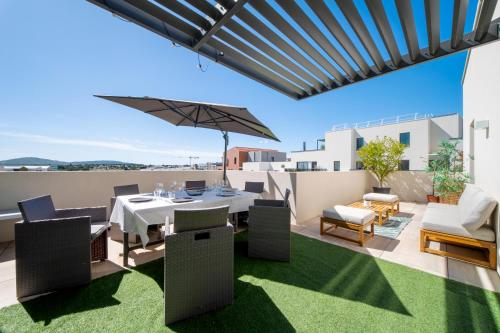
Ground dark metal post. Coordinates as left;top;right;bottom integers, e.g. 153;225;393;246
223;131;229;184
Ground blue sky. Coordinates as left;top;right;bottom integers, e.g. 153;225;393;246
0;1;478;164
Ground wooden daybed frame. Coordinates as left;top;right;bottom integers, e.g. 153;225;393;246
420;229;497;269
320;216;375;246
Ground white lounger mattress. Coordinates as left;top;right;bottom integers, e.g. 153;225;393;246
421;203;495;242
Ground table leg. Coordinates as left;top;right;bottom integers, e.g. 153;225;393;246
123;232;129;267
378;212;383;225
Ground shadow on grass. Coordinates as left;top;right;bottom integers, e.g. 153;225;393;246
234;232;412;317
169;279;296;333
20;269;129;325
445;273;500;332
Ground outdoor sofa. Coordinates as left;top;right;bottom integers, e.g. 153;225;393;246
420;184;497;269
15;195;108;298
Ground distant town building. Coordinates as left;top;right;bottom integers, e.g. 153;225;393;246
0;165;52;171
225;147;286;170
290;113;463;171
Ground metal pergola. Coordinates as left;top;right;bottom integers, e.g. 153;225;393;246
88;0;500;100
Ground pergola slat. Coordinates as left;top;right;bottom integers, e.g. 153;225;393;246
395;0;420;62
424;0;440;55
364;0;402;66
451;0;469;49
276;0;357;80
474;0;498;41
192;0;248;50
157;0;313;93
225;21;323;91
216;30;313;94
95;0;302;98
306;0;371;76
335;0;386;72
188;0;324;92
251;0;347;84
234;6;335;88
88;0;500;100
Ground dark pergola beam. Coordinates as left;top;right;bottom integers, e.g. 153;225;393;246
364;0;402;66
474;0;498;41
252;0;346;85
192;0;249;50
158;0;313;93
235;8;334;88
335;0;386;72
306;0;371;76
395;0;420;62
451;0;469;49
424;0;440;55
92;0;302;99
276;0;357;80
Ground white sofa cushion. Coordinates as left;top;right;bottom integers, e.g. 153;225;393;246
458;184;497;232
421;203;495;242
323;205;375;225
363;193;399;203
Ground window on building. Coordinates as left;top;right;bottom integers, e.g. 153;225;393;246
297;162;308;170
271;156;275;162
311;161;317;170
234;157;237;164
356;137;364;151
333;161;340;171
399;160;410;171
356;161;364;170
400;132;410;146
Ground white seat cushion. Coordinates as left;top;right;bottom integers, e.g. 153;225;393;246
458;184;497;232
363;193;399;203
421;203;495;242
323;205;375;225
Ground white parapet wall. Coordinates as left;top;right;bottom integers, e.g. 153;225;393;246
0;169;432;241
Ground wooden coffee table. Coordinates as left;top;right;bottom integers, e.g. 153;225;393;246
348;201;389;225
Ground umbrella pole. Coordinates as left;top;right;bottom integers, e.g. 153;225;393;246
223;131;229;185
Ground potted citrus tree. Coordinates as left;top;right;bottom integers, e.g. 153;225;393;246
357;136;406;194
431;141;469;204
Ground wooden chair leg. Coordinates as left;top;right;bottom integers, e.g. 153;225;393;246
370;221;374;238
489;246;497;269
420;230;426;252
320;219;324;235
358;225;364;246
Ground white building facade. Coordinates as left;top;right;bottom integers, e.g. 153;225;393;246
290;113;463;171
462;2;500;275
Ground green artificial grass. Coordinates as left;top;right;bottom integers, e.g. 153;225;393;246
0;232;499;333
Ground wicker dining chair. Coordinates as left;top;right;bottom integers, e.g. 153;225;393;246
15;195;108;298
185;180;206;190
110;184;140;243
244;181;265;193
248;189;291;262
164;205;233;325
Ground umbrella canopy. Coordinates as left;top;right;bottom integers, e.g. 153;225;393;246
96;95;280;181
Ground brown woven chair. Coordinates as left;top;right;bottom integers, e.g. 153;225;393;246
110;184;140;243
185;180;206;190
16;195;108;298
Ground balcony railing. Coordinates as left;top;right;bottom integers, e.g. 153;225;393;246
331;113;433;132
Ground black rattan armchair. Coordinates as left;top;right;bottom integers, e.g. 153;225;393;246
248;189;291;262
15;195;108;298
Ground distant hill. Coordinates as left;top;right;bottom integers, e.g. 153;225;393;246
0;157;137;166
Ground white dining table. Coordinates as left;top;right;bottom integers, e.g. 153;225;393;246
110;190;260;266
